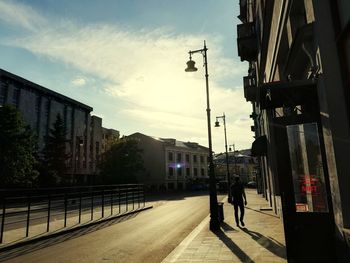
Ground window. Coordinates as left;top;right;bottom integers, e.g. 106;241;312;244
0;83;8;105
12;87;20;108
200;155;204;163
185;154;190;162
95;141;100;164
168;167;174;176
193;155;197;163
35;95;41;132
168;152;173;161
177;153;182;162
201;168;205;176
177;167;182;176
194;168;198;176
186;168;190;176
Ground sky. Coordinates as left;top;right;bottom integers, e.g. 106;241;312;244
0;0;252;153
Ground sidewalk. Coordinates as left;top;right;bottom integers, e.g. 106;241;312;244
162;189;287;263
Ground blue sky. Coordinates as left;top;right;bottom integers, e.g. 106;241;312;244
0;0;252;153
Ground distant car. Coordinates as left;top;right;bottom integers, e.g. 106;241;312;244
246;181;257;188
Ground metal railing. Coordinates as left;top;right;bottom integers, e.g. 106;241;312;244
0;184;145;244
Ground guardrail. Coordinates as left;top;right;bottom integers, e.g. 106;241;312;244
0;184;145;244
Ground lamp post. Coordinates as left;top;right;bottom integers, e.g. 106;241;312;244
229;144;237;177
185;40;219;231
215;113;231;201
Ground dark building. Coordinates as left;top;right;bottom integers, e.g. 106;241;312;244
0;69;118;184
236;0;350;261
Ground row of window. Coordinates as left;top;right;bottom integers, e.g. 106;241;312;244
168;167;206;177
168;152;206;163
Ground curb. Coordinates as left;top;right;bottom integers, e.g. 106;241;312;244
0;205;152;252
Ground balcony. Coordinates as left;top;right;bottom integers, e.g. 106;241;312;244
259;79;317;110
237;22;258;62
243;75;257;102
238;0;247;23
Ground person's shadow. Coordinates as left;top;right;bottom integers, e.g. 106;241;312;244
240;227;287;259
214;228;255;263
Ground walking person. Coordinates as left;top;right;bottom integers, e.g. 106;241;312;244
231;177;247;227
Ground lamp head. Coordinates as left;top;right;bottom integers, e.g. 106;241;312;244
215;121;220;127
185;59;198;72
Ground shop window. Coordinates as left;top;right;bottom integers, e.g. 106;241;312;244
287;122;329;213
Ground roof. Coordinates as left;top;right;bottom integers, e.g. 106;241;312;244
128;132;208;151
0;68;93;112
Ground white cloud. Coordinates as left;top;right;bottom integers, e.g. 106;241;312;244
0;0;46;31
0;1;253;151
71;77;86;87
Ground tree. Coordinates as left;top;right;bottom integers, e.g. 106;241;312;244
0;105;38;187
40;113;69;186
99;137;144;184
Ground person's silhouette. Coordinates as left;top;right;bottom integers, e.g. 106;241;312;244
230;177;247;227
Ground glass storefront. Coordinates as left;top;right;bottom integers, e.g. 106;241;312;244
286;122;328;213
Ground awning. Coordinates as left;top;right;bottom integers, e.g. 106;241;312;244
259;79;317;109
251;135;267;156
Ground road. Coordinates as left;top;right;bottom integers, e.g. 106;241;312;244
1;192;225;263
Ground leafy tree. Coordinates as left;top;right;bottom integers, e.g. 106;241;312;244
99;137;144;184
40;113;69;186
0;105;38;187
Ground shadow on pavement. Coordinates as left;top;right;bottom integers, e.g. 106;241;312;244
220;222;238;233
0;213;139;262
240;227;286;259
214;229;254;263
245;206;280;218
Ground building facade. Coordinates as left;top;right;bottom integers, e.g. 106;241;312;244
236;0;350;261
0;69;118;184
128;132;209;191
214;151;258;184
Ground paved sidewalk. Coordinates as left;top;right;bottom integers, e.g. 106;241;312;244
162;189;287;263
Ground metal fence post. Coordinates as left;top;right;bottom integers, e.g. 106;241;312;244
126;188;128;212
79;189;82;224
26;194;31;237
1;197;6;243
64;193;68;228
143;185;146;208
132;186;135;210
110;189;113;216
91;189;94;221
47;194;51;232
118;187;121;214
101;189;104;218
138;185;141;209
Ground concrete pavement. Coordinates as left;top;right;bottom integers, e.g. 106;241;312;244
162;189;287;263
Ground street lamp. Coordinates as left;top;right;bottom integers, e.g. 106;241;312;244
229;144;237;177
185;41;219;231
215;113;231;201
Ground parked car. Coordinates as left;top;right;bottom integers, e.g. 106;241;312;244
246;181;257;188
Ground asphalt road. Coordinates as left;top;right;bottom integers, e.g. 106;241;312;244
1;192;225;263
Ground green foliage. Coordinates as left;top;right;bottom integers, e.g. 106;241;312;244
0;105;38;187
40;113;69;186
99;137;144;184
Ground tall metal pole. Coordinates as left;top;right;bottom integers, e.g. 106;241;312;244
222;114;231;201
203;41;219;231
187;41;219;231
